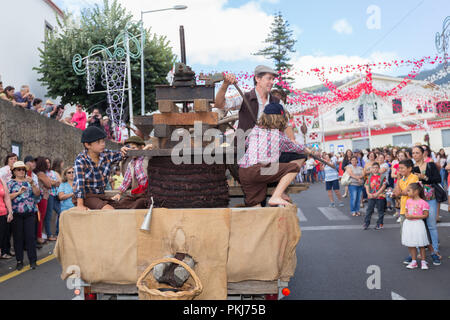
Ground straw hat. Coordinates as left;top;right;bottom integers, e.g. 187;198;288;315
12;161;29;171
46;99;54;105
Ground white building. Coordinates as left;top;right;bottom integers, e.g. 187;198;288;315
0;0;64;101
291;74;450;153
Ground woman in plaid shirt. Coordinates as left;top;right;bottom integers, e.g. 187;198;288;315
73;126;130;210
238;103;311;207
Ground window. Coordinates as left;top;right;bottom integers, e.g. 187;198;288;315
392;99;402;114
372;102;378;120
312;119;319;129
358;105;364;122
45;21;54;40
352;138;370;151
11;142;22;159
392;134;412;147
416;105;423;114
336;107;345;122
436;101;450;115
442;129;450;148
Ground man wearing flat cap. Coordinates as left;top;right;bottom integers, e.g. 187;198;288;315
215;65;302;164
215;65;282;133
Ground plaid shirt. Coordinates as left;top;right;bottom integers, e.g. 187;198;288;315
74;149;123;199
119;157;148;193
238;126;305;168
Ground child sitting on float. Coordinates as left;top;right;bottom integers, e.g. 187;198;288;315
238;103;311;207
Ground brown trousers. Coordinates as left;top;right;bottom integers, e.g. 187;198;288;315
73;193;148;210
239;162;300;207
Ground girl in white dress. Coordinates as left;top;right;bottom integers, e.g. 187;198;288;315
402;182;430;270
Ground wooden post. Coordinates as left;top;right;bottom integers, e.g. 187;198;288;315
193;99;211;112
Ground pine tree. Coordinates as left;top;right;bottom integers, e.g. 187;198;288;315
254;12;297;93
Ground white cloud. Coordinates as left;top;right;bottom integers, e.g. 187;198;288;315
259;0;280;3
118;0;275;66
56;0;276;66
289;51;400;89
332;19;353;35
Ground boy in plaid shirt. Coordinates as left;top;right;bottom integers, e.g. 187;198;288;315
73;126;130;210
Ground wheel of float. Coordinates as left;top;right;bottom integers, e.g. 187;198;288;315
147;156;229;208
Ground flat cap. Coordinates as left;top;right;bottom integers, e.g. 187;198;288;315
125;135;145;146
254;65;278;76
81;126;107;143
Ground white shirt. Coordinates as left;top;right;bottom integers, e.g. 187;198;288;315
306;158;316;170
224;90;269;119
225;90;290;123
431;152;437;163
0;166;12;183
379;162;390;181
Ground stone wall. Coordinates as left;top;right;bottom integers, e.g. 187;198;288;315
0;99;120;166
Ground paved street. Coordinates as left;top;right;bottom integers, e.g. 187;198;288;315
287;182;450;300
0;182;449;300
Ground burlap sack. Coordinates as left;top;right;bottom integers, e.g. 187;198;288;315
55;208;231;300
135;208;231;300
54;208;138;284
227;206;301;282
55;206;301;298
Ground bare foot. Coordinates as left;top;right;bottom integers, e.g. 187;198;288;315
268;197;292;207
281;193;292;203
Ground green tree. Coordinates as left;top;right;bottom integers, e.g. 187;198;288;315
35;0;176;120
254;12;297;92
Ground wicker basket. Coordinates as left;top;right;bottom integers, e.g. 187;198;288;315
137;257;203;300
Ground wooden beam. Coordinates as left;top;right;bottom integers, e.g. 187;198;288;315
153;112;218;126
193;99;211;112
227;281;278;295
158;100;179;113
127;147;235;158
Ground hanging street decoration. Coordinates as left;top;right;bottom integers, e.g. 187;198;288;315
72;27;142;129
206;55;450;120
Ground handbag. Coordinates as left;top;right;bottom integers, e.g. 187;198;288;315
432;183;448;203
340;171;351;186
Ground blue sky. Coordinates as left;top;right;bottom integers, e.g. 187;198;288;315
53;0;449;88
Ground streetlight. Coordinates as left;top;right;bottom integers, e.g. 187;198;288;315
140;5;188;116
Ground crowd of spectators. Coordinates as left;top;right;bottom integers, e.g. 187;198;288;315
0;81;131;144
0;143;128;270
0;152;80;270
306;143;448;268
